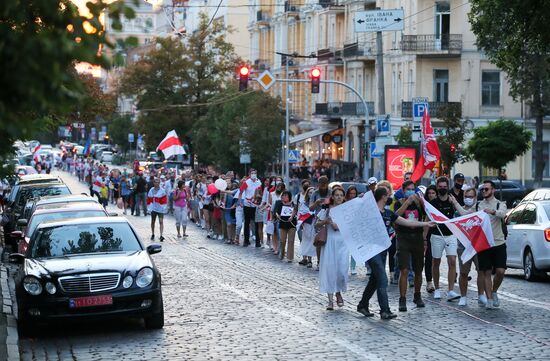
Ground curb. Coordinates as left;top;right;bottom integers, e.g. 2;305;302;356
1;263;19;361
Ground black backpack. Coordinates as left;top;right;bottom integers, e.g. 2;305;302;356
476;202;507;239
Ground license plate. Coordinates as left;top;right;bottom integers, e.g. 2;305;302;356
69;295;113;309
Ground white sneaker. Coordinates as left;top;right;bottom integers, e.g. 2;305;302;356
434;289;442;299
478;295;488;306
447;290;460;301
493;292;500;308
486;299;495;309
458;297;467;306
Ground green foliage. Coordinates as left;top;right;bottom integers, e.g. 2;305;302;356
118;13;240;152
469;0;549;183
68;73;117;126
395;126;413;145
109;115;134;153
467;120;532;170
437;104;467;169
192;88;284;173
0;0;135;175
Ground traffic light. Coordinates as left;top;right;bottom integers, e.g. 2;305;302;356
311;67;321;94
239;65;249;91
450;143;456;153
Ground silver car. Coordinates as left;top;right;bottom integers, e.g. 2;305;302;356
506;201;550;281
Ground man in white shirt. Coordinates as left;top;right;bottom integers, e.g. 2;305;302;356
239;169;262;247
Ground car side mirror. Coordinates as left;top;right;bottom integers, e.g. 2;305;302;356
8;253;25;264
17;219;28;227
512;200;520;208
10;230;24;239
147;244;162;255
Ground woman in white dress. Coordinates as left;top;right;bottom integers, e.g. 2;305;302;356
316;187;349;310
298;187;316;268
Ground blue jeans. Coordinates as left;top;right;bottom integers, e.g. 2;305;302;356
135;192;147;216
358;251;390;313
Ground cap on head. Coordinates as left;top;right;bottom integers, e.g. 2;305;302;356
453;173;465;181
367;177;378;185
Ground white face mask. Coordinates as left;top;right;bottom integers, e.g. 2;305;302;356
251;173;257;180
464;198;475;207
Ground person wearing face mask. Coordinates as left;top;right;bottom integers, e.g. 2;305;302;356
429;176;460;301
450;173;465;206
449;187;486;307
239;169;262;247
294;179;312;265
309;176;331;271
269;178;285;254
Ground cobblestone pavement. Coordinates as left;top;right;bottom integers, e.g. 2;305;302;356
14;171;550;360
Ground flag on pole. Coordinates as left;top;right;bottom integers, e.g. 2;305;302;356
422;200;495;262
411;108;440;182
83;138;91;157
156;130;186;159
32;144;41;163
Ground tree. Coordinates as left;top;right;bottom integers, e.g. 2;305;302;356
109;115;134;153
0;0;135;174
469;1;550;187
437;103;468;171
68;73;117;127
467;120;531;176
118;13;240;154
395;126;413;145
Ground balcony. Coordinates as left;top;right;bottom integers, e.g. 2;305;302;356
401;101;462;118
342;42;376;60
284;1;299;13
256;11;270;25
315;102;375;117
401;34;462;56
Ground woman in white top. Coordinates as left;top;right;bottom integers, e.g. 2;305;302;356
316;187;349;310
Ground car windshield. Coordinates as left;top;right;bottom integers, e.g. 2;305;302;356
27;210;106;237
15;186;70;211
31;223;141;258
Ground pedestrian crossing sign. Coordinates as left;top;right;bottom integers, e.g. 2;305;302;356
288;150;301;163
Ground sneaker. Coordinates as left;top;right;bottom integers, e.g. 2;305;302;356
398;297;407;312
426;281;435;293
447;290;460;301
390;276;398;285
150;235;155;240
413;292;425;308
299;259;308;266
408;279;414;288
485;299;495;309
458;297;467;306
380;311;397;320
357;305;374;317
307;262;313;268
434;289;442;299
478;294;488;306
493;292;500;308
159;236;165;242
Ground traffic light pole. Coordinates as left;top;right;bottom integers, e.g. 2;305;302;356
271;78;371;181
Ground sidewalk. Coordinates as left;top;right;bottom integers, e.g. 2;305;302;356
0;228;20;361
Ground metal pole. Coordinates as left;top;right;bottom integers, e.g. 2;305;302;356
285;61;290;186
376;32;386;115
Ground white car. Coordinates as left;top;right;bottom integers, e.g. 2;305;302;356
506;201;550;281
100;151;113;162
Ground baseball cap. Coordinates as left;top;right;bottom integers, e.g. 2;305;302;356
367;177;378;185
453;173;465;180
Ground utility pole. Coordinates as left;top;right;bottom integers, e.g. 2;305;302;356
285;58;290;185
376;31;385;115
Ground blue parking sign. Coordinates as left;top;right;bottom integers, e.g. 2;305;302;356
413;102;427;118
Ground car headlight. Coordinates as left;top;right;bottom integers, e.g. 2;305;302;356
45;281;56;295
136;268;154;288
23;276;42;296
123;275;133;288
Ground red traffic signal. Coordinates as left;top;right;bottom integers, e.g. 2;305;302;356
311;67;321;94
450;143;456;153
239;66;249;91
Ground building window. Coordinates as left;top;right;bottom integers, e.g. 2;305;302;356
532;141;549;178
433;69;449;102
481;71;500;106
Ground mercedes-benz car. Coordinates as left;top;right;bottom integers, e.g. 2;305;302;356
10;217;164;334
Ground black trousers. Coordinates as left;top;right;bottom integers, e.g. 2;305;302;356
243;206;257;245
424;236;433;283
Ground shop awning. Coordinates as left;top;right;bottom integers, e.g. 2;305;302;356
289;127;339;145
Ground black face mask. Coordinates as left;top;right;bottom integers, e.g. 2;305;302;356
454;183;463;189
303;185;310;192
437;188;448;196
386;197;393;206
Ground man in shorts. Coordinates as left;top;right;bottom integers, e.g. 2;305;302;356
147;177;167;242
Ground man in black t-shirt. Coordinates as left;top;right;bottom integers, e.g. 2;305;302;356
450;173;465;206
430;176;460;301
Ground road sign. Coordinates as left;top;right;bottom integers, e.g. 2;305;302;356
288;150;301;163
370;142;381;158
91;127;96;140
128;133;134;143
354;9;404;32
412;97;428;131
72;122;85;129
376;115;390;135
239;154;251;164
257;70;276;90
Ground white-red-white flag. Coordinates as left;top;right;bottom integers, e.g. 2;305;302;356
156;130;186;159
423;200;495;262
412;108;440;182
32;144;41;163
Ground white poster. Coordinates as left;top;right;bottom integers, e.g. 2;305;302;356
330;192;391;265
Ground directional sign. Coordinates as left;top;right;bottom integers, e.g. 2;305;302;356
288;150;301;163
257;70;276;90
354;9;404;32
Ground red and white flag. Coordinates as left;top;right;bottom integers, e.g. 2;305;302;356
32;144;41;163
423;200;495;262
156;130;186;159
411;108;440;182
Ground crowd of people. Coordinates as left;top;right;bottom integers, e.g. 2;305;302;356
55;155;507;320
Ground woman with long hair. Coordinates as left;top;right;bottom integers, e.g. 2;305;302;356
316;187;349;310
423;185;437;292
274;190;297;262
345;186;359;275
298;186;316;268
174;180;189;238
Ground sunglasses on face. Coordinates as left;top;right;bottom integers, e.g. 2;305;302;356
481;188;491;192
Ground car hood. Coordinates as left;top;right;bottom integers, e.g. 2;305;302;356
24;251;153;278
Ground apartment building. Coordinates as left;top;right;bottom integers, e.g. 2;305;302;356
248;0;549;185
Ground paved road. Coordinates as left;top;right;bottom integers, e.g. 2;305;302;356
16;171;550;360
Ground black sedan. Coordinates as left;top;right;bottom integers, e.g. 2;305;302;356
9;217;163;334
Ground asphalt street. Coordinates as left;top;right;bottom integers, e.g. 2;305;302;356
14;171;550;361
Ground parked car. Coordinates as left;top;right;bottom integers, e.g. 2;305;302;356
517;188;550;205
100;151;114;163
10;217;164;334
12;202;109;254
329;181;368;194
20;194;99;224
505;200;550;281
15;166;37;176
477;180;526;208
